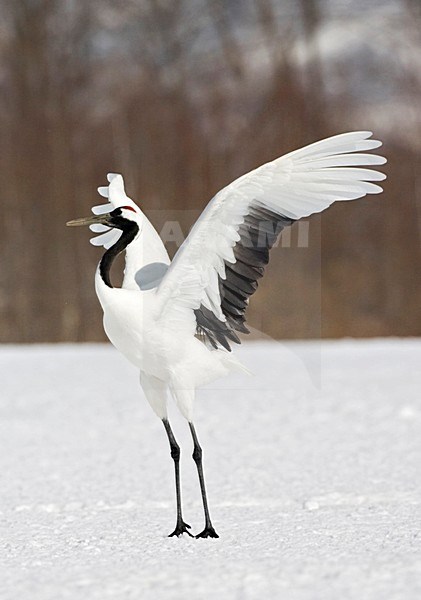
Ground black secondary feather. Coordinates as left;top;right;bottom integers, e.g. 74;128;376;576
195;203;295;350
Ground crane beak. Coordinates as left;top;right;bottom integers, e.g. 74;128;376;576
66;213;111;227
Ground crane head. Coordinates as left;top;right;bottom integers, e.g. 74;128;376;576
67;205;141;229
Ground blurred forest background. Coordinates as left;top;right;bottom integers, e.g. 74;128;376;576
0;0;420;343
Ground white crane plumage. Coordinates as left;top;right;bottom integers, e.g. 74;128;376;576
67;131;386;538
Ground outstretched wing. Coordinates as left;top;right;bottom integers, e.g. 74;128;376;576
154;132;387;350
89;173;139;249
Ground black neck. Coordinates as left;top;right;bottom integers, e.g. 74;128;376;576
100;221;139;288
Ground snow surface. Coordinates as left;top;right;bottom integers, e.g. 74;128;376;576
1;340;421;600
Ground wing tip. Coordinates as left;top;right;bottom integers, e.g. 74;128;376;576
97;186;109;198
91;203;111;215
107;172;121;183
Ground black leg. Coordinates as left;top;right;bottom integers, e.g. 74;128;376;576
162;419;192;537
189;422;219;539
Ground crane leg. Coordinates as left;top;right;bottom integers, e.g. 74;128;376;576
189;422;219;539
162;418;193;537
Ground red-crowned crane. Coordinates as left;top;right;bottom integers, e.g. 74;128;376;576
67;132;386;538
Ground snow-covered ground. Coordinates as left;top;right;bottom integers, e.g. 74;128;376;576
1;340;420;600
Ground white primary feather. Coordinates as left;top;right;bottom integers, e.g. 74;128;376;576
90;173;139;248
154;131;386;332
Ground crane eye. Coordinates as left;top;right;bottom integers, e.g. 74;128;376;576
121;205;137;213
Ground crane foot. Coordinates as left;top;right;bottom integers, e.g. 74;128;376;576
168;520;193;537
195;525;219;539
